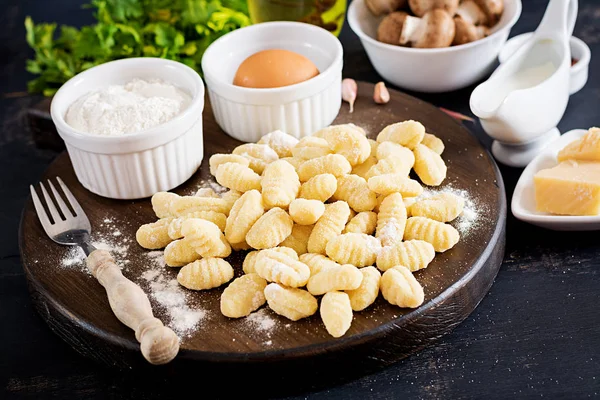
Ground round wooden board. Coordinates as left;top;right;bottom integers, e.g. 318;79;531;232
20;82;506;375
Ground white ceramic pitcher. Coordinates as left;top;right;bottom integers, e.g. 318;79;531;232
470;0;578;167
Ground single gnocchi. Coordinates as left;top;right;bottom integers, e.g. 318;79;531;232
413;144;447;186
367;174;423;197
409;192;465;222
333;174;377;212
215;163;262;193
257;130;299;158
307;264;363;295
164;239;201;267
289;199;325;225
225;190;265;244
220;274;268;318
254;248;311;287
136;218;173;249
297;154;352;182
264;283;318;321
380;266;424;308
177;258;234;290
344;211;378;235
346;266;381;311
242;247;298;275
181;218;231;258
168;211;227;240
307;201;351;254
320;291;353;338
299;173;337;202
209;154;250;176
376;141;415;166
325;233;382;267
246;207;293;249
404;217;460;252
376;120;426;150
261;160;301;209
365;156;412;180
376;193;408;247
376;239;436;272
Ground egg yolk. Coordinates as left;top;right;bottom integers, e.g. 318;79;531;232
233;49;320;89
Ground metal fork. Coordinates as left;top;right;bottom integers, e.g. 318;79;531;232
30;177;179;365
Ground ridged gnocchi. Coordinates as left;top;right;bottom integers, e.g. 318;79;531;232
320;291;353;338
136;218;173;249
257;130;299;158
242;247;298;275
168;211;227;240
365;156;412;180
297;154;352;182
181;218;231;258
264;283;318;321
169;195;230;217
333;174;377;212
376;193;407;247
254;249;311;287
225;190;265;244
164;239;201;267
380;266;424;308
292;136;332;160
245;207;293;249
307;201;351;254
299;253;341;276
209;153;250;176
289;199;325;225
368;174;423;197
421;133;445;155
325;233;382;267
220;273;267;318
279;224;313;255
151;191;180;218
232;143;279;174
318;124;371;166
299;173;337;202
261;160;300;209
344;211;378;235
215;162;262;193
177;258;234;290
413;144;447;186
409;192;464;222
376;239;436;272
376;120;426;150
307;264;363;295
404;216;460;252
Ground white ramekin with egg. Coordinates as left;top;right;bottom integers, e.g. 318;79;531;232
201;21;344;143
51;58;205;200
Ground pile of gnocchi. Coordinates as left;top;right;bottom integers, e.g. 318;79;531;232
136;121;465;338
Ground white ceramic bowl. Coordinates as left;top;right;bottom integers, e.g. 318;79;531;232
201;21;343;142
51;58;205;200
512;129;600;231
348;0;522;93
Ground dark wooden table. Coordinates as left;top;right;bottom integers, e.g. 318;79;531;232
2;0;599;398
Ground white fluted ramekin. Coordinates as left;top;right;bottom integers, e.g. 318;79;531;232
50;58;205;200
201;22;343;142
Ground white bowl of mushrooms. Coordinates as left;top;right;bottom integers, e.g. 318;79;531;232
348;0;522;92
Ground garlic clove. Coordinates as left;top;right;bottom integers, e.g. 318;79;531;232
342;78;358;113
374;82;390;104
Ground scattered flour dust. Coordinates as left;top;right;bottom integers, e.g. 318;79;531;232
245;308;277;342
141;251;206;338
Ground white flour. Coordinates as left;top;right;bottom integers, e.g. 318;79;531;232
65;78;191;136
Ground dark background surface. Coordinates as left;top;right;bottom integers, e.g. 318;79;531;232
2;0;599;398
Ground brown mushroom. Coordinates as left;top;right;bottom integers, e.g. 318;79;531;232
366;0;407;16
452;16;490;45
408;0;459;17
377;11;410;45
399;9;455;48
456;0;504;26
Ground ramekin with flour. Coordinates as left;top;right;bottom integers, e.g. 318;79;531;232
51;58;205;200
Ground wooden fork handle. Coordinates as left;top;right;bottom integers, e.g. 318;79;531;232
86;249;180;365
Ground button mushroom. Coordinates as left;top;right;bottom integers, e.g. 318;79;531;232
408;0;459;17
366;0;407;16
452;16;490;45
456;0;504;26
377;11;409;45
399;9;456;48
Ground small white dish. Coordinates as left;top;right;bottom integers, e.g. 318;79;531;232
499;33;591;96
511;129;600;231
347;0;522;93
201;21;343;142
51;58;205;200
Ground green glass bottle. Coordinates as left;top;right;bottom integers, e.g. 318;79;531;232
248;0;347;36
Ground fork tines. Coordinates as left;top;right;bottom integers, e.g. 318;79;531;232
30;177;85;226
